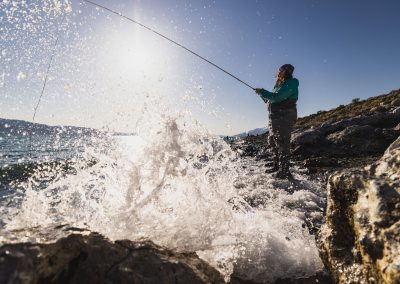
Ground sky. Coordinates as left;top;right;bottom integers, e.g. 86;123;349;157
1;0;400;135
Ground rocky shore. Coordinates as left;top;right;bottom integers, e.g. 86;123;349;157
239;89;400;179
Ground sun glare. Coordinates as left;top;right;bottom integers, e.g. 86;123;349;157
104;27;173;84
70;22;183;132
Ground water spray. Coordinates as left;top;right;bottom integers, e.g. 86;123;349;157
83;0;255;90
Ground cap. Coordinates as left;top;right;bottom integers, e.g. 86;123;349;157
279;64;295;76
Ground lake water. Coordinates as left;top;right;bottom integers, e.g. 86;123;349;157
0;132;97;167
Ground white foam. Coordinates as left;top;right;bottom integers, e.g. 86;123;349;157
4;113;325;282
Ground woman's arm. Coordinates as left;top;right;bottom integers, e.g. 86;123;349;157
256;79;299;103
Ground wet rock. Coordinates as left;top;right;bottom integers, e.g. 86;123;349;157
318;136;400;284
0;226;331;284
0;230;225;284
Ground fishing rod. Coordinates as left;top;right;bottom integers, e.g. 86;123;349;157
83;0;255;91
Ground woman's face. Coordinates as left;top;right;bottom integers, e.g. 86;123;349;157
277;68;285;78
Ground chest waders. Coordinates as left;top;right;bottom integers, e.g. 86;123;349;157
267;99;297;178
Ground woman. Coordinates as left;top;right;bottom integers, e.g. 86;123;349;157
255;64;298;179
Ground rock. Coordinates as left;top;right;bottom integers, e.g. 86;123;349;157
291;110;400;163
393;107;400;115
292;129;323;145
371;106;386;113
291;132;329;158
0;226;333;284
326;125;399;155
318;136;400;284
391;97;400;107
303;157;339;168
0;229;225;284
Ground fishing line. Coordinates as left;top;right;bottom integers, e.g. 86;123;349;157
32;14;66;122
29;14;66;158
83;0;255;90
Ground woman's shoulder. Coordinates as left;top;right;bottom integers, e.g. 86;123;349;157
287;78;299;86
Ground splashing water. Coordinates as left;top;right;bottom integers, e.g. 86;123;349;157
2;110;325;282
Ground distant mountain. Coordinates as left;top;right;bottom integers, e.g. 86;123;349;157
0;118;97;136
235;127;268;138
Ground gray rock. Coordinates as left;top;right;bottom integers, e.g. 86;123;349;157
326;125;399;155
318;136;400;284
0;230;226;284
393;107;400;115
291;111;400;160
391;97;400;107
292;129;324;145
0;226;334;284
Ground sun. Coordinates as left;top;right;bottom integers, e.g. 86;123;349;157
103;26;173;82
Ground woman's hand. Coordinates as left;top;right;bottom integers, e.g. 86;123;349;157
255;88;263;95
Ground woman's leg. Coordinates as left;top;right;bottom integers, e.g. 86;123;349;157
273;108;297;178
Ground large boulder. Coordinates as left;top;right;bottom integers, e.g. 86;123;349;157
292;111;400;159
0;228;225;284
0;227;332;284
318;136;400;283
325;125;399;155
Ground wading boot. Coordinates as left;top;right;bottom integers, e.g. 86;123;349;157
265;165;279;174
273;158;293;180
274;169;293;180
265;156;278;173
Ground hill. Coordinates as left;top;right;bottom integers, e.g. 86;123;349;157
0;118;97;136
295;89;400;130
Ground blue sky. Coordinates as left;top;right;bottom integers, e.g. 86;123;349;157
1;0;399;135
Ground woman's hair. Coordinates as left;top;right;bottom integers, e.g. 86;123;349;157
274;64;294;88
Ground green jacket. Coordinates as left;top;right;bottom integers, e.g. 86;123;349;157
259;78;299;103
